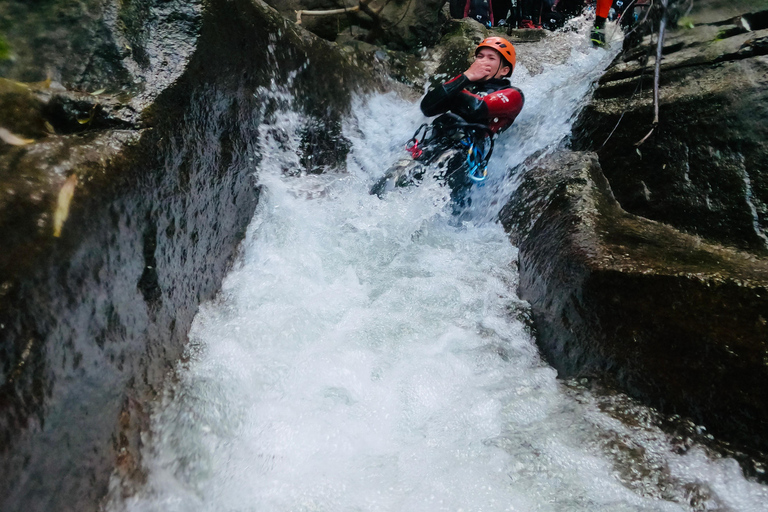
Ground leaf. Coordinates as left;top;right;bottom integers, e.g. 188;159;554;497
53;174;78;237
44;121;56;134
678;17;695;30
0;127;34;146
77;104;98;125
90;88;106;96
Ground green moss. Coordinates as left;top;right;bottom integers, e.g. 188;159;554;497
677;16;695;29
428;39;473;89
0;32;10;60
386;50;424;86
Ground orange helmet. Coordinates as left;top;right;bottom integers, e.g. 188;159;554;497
476;37;516;71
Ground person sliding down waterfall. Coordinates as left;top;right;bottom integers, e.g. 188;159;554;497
370;37;524;209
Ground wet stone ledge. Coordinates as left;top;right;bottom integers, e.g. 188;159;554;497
499;149;768;479
572;3;768;255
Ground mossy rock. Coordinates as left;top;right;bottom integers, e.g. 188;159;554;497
0;78;47;139
424;19;486;89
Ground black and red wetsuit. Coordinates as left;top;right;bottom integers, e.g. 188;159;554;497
420;74;524;134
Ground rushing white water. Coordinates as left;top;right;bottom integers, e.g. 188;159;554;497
109;20;768;512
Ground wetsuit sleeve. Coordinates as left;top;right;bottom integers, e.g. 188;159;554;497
482;86;524;133
420;74;474;117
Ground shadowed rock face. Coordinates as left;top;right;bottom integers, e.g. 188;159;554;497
0;1;374;511
516;2;768;469
572;1;768;255
500;149;768;475
0;0;203;108
264;0;448;50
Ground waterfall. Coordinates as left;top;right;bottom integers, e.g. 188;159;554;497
107;19;768;512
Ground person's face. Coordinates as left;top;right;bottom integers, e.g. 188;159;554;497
474;48;511;79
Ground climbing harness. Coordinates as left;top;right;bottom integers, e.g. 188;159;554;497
403;114;495;183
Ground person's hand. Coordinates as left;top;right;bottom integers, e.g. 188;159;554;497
464;58;494;82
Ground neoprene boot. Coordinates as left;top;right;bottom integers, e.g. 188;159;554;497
591;15;606;46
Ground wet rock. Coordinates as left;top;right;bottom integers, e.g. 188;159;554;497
0;0;203;109
334;34;425;90
266;0;447;50
0;79;48;138
572;1;768;255
371;0;447;50
500;149;768;470
268;0;357;41
0;1;381;511
0;129;142;271
0;77;142;142
505;28;550;43
424;18;486;84
0;0;134;90
333;16;506;93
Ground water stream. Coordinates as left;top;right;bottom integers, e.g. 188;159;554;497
108;20;768;512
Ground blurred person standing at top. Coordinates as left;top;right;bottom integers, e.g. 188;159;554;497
449;0;513;27
518;0;545;28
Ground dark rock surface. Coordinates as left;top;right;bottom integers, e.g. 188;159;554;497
500;149;768;471
572;1;768;254
500;0;768;477
0;1;378;511
0;0;203;108
265;0;448;50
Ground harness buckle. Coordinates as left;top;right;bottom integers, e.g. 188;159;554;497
405;139;423;159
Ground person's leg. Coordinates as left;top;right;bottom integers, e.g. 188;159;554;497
591;0;611;46
448;0;469;19
595;0;611;19
519;0;535;28
492;0;512;26
469;0;493;25
447;167;473;212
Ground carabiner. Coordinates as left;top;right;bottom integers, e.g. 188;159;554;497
405;138;423;159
